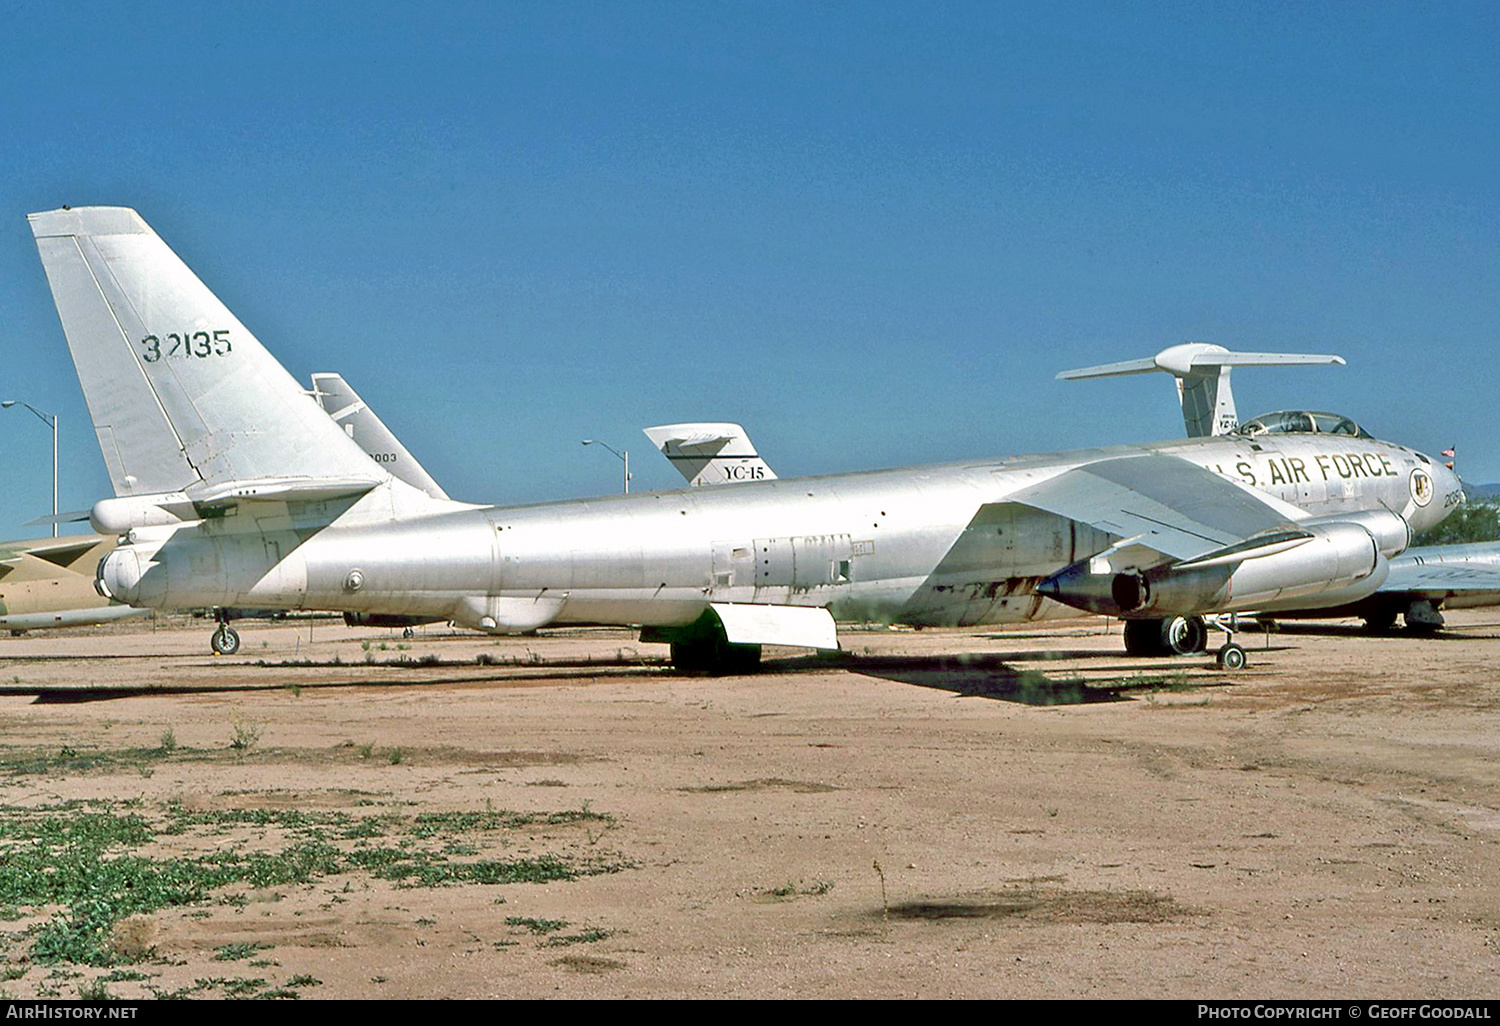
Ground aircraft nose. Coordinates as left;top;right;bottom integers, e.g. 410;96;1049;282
1434;458;1463;508
1411;455;1462;535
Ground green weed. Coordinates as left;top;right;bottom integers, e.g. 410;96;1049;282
228;720;261;751
506;916;568;935
0;799;626;967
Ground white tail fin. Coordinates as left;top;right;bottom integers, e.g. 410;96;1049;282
29;207;385;496
311;372;449;500
642;422;777;486
1057;343;1345;437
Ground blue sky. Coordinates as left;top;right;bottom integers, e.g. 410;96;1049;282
2;1;1496;538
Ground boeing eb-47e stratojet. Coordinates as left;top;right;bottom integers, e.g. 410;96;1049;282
29;207;1463;671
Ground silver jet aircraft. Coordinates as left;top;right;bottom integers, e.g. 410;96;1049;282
28;207;1463;671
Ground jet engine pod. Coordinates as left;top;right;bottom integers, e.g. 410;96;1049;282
1036;558;1150;617
96;547;153;604
1040;522;1390;618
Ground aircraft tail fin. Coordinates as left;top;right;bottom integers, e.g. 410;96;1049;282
1057;343;1345;437
29;207;384;497
310;373;450;500
642;422;777;486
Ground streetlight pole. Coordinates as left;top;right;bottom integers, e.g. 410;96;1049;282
2;400;58;537
581;439;630;494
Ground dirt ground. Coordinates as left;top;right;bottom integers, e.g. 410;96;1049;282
0;610;1498;999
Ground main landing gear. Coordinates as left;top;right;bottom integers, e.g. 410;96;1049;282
1122;614;1247;670
642;610;763;675
210;614;240;655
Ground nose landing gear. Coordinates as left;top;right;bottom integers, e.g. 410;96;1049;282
211;614;240;655
1121;613;1248;670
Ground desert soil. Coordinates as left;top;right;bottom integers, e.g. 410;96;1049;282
0;610;1497;999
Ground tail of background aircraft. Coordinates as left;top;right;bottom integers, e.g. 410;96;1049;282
1058;343;1345;438
310;373;450;500
28;207;385;497
642;423;777;486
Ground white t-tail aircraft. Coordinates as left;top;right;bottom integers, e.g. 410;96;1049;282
642;423;776;488
29;207;1466;671
1058;348;1500;634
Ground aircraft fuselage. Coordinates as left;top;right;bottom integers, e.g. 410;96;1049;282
99;431;1458;632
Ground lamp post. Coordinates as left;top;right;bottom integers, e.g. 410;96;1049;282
2;400;58;538
581;439;630;494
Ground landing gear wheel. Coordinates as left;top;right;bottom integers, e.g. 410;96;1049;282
670;637;715;674
1123;619;1165;656
1216;643;1247;671
402;626;415;639
211;624;240;656
1161;615;1208;656
670;636;762;675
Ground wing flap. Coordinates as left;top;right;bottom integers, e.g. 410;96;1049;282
710;602;838;650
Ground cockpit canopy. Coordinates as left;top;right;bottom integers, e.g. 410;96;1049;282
1237;410;1372;439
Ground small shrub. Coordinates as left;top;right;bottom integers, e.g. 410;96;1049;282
229;720;261;750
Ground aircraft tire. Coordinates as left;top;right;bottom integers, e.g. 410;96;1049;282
1122;619;1167;657
670;636;762;675
211;625;240;656
1160;615;1208;656
670;638;715;674
1216;643;1247;671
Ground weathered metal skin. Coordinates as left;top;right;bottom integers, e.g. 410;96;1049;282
34;205;1464;646
96;430;1458;632
1154;520;1386;613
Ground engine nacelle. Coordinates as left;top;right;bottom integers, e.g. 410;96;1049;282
96;544;160;604
1302;508;1411;558
90;492;197;534
1040;521;1389;617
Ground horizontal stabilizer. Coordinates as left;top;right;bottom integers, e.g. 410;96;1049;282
1058;345;1344;380
187;476;382;509
643;422;777;486
1058;342;1346;437
710;602;838;650
25;510;93;527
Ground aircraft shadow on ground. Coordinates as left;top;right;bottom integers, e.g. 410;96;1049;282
1269;623;1499;640
12;646;1262;706
766;650;1203;706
